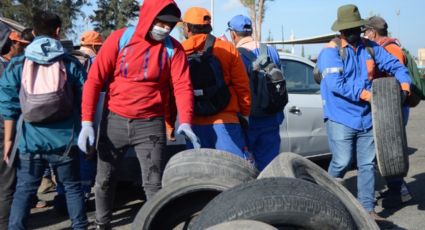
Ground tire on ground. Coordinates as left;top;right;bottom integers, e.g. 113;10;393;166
371;77;409;178
206;220;277;230
258;152;379;230
162;148;259;187
131;179;233;230
191;177;356;230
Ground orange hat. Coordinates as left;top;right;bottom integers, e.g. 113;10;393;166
182;7;211;25
9;31;30;44
80;31;103;45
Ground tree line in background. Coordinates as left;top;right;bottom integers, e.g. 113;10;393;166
0;0;274;42
0;0;139;39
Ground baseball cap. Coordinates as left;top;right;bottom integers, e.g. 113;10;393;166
9;31;30;44
156;4;181;23
80;31;103;45
182;7;211;25
365;16;388;31
227;15;252;32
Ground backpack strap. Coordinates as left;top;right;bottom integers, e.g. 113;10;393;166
331;37;346;61
203;34;216;54
119;26;136;52
362;38;375;60
164;36;174;59
237;47;256;62
259;43;268;57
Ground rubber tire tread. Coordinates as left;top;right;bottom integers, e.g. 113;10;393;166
371;77;409;178
131;179;231;230
191;177;356;230
258;152;380;230
162;148;259;187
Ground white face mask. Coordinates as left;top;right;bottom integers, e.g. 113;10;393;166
150;25;171;41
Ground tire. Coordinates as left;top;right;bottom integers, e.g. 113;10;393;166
258;152;379;230
162;148;259;187
131;179;232;230
191;177;356;230
371;77;409;178
206;220;277;230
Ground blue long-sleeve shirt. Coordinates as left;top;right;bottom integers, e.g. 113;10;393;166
317;38;411;131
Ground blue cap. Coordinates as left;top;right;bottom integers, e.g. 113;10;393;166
227;15;252;32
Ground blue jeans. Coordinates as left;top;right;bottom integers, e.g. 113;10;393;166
8;149;88;230
326;120;375;212
57;151;96;195
188;123;247;159
247;124;281;171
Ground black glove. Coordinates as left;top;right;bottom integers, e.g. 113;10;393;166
401;90;409;105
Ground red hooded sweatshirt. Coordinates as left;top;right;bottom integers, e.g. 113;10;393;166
81;0;193;125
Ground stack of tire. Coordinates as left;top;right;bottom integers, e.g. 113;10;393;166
132;149;379;230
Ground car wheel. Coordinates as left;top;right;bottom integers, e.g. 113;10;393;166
162;148;259;188
258;152;379;230
371;77;409;178
131;179;230;230
191;177;356;230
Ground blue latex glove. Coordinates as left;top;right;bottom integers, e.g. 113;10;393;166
177;123;201;149
78;121;95;153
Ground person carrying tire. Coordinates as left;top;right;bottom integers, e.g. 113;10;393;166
77;1;197;229
180;7;251;159
228;14;285;170
364;16;413;208
315;4;411;225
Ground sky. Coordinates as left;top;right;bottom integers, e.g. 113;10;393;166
81;0;425;57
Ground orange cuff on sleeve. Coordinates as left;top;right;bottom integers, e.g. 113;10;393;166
360;90;371;101
400;83;410;93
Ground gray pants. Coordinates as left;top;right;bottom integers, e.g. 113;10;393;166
95;111;166;225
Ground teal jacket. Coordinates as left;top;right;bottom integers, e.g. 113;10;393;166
0;36;86;155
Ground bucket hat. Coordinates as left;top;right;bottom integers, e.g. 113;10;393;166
331;4;366;32
80;31;103;45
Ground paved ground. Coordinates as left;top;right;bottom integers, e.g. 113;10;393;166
28;103;425;229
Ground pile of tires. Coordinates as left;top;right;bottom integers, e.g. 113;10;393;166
132;149;379;230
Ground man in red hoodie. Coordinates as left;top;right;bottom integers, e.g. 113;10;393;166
77;1;196;228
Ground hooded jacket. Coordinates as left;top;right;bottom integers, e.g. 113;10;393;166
182;34;251;125
0;36;85;155
81;0;193;125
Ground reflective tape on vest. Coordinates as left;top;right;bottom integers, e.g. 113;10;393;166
322;67;343;78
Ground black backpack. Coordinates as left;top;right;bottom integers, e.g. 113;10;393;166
71;50;92;73
187;34;231;116
238;44;288;116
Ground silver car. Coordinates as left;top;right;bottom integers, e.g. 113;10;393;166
120;52;330;182
279;52;329;159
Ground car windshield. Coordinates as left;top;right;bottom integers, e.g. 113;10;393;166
281;59;320;94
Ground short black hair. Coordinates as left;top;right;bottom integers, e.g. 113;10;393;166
1;38;11;55
21;28;34;43
375;28;388;37
234;30;252;37
186;23;212;35
32;11;62;37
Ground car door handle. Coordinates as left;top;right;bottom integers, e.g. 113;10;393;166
289;106;301;114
